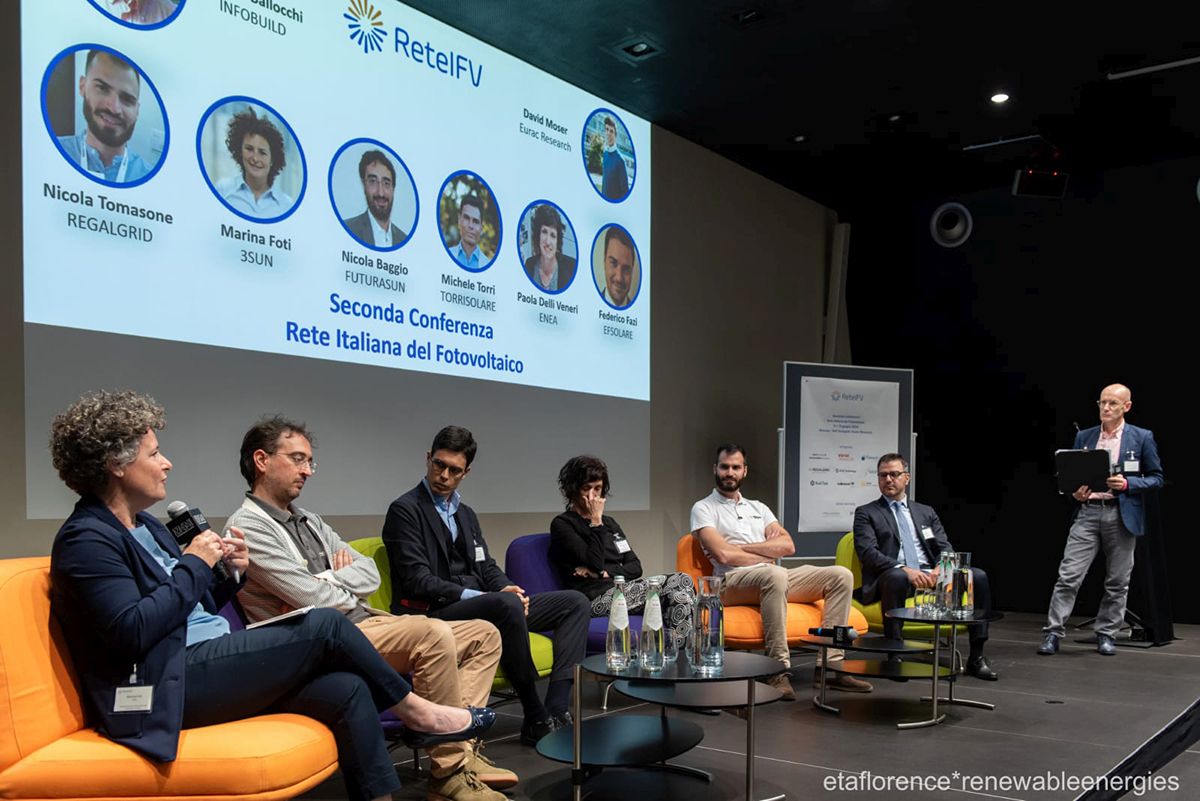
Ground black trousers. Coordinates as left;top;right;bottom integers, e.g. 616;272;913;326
433;589;588;720
184;608;410;801
875;566;992;645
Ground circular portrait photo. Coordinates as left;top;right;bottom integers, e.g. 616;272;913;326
41;45;168;188
197;97;305;223
591;224;642;310
518;201;578;294
582;108;636;203
438;171;501;272
329;139;418;251
87;0;185;28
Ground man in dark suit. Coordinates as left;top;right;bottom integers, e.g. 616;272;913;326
382;425;589;745
853;452;997;680
342;149;407;248
1039;383;1164;656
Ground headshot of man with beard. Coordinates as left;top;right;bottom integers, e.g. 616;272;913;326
54;49;157;185
341;148;410;249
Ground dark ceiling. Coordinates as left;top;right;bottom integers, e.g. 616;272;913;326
402;1;1200;215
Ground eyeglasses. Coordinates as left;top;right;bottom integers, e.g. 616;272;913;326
365;175;394;190
429;456;466;478
273;451;316;472
1096;400;1125;409
877;471;908;480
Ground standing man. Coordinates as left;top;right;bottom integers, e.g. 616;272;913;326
600;115;629;200
599;226;635;309
59;50;153;183
450;196;489;269
690;444;873;698
382;426;589;745
342;149;407;247
1039;384;1164;656
227;417;515;801
853;454;998;680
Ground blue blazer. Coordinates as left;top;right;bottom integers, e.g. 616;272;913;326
1074;423;1164;536
853;496;953;605
49;496;239;761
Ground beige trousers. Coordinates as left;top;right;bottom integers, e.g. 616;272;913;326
357;615;501;777
721;564;854;667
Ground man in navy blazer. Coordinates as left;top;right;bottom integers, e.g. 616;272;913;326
1039;383;1164;656
853;453;997;680
382;425;589;746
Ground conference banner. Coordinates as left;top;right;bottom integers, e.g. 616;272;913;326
796;375;899;532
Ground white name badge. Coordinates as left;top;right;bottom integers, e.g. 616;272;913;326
920;526;935;541
474;546;486;562
614;537;632;554
1124;460;1140;473
114;685;154;713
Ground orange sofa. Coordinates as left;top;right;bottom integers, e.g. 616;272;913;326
0;557;339;801
676;535;868;650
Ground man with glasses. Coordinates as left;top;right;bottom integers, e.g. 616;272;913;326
853;453;998;680
691;443;873;698
382;425;589;745
1038;384;1164;656
227;417;516;801
342;149;407;248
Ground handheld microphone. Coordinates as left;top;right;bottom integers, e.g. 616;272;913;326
808;625;859;647
166;501;232;582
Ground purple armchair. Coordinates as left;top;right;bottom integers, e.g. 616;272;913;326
503;533;642;654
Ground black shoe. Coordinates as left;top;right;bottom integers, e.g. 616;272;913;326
965;655;998;681
1037;633;1060;655
520;713;570;747
519;717;553;746
1097;634;1117;656
401;706;496;749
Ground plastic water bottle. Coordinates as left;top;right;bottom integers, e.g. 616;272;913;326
606;576;631;669
639;576;665;670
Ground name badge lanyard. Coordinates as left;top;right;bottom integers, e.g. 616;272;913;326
80;136;129;183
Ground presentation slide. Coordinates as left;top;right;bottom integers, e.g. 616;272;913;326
22;0;651;400
18;0;653;520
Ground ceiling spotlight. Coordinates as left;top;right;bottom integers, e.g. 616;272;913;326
622;40;657;58
990;93;1010;104
792;134;807;143
888;113;902;123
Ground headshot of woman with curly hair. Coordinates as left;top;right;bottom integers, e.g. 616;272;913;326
216;107;293;218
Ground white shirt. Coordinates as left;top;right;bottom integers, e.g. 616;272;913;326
689;489;777;577
369;213;393;248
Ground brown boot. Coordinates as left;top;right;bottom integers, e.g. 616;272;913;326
766;672;797;701
427;767;506;801
466;741;518;789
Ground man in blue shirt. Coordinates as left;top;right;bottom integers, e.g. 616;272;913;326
58;50;153;184
450;195;490;269
382;426;589;746
600;116;629;200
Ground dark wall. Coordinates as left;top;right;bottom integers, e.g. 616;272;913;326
847;157;1189;623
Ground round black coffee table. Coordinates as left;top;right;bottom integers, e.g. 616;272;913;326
537;651;786;801
796;633;941;715
886;608;1004;729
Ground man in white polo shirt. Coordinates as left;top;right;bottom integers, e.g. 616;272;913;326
690;443;872;699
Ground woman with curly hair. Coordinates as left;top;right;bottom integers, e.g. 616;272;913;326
48;390;493;801
217;107;293;218
548;454;695;643
523;204;575;291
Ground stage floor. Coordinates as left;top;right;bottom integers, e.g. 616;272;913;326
299;612;1200;800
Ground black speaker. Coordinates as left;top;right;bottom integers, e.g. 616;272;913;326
929;202;973;248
